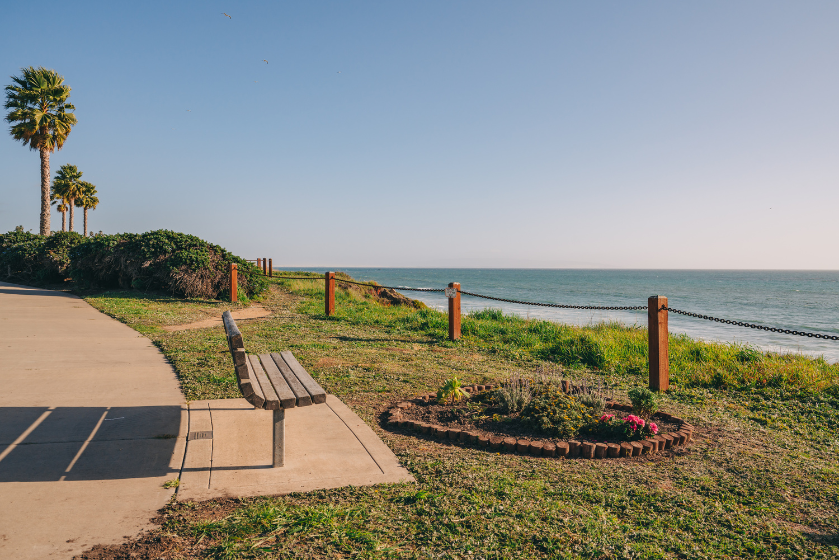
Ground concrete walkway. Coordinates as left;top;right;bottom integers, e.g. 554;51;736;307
0;282;186;559
0;282;414;558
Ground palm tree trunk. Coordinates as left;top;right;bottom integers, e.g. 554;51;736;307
83;208;88;237
61;211;66;232
39;147;51;236
69;199;75;232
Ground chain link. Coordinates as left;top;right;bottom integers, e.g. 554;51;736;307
335;277;446;292
271;275;837;340
458;290;648;311
663;307;839;340
274;275;445;292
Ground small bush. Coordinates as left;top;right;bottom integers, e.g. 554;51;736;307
437;376;470;404
496;373;533;413
520;387;592;439
627;387;660;418
578;391;607;416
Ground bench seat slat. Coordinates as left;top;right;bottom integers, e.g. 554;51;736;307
258;354;297;409
279;351;327;405
242;357;266;408
270;353;312;407
249;355;280;410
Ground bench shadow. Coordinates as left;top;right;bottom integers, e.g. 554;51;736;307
0;406;182;482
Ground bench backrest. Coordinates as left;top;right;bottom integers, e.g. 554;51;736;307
221;311;326;410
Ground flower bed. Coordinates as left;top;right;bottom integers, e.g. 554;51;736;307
383;382;694;460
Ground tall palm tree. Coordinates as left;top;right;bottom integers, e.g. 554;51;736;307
75;181;98;237
4;67;77;236
50;195;68;231
52;164;84;232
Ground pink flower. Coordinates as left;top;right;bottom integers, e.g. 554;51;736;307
648;422;658;434
599;414;614;422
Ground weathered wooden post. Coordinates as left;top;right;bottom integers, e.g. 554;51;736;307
268;258;272;277
648;295;669;391
263;258;268;276
256;258;261;271
230;263;238;303
448;282;461;341
325;271;336;317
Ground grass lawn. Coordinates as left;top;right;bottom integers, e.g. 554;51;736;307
79;275;838;559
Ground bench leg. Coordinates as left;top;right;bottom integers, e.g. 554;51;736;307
273;408;285;467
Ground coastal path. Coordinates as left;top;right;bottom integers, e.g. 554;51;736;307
0;281;186;559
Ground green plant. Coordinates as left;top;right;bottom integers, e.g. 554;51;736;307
520;387;592;438
578;391;607;416
437;376;469;404
575;377;611;416
163;478;180;489
627;386;660;418
5;66;77;235
538;333;607;370
496;373;533;413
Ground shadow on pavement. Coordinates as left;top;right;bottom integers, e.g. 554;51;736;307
0;405;182;482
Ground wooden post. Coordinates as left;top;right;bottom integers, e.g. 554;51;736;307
448;282;461;341
256;258;261;271
325;271;335;317
263;258;268;276
268;258;272;277
648;295;669;391
273;408;285;467
230;263;238;303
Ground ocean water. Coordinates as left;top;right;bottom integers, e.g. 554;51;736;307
281;268;839;363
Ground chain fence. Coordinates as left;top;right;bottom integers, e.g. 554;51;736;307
662;306;839;341
270;273;838;341
457;290;647;311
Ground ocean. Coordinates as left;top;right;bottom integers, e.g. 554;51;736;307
280;268;839;363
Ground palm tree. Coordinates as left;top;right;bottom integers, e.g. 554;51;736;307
4;67;77;236
51;196;68;232
52;164;84;232
75;181;98;237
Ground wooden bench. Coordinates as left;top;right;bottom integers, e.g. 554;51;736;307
222;310;327;467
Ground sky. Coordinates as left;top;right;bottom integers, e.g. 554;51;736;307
1;1;837;269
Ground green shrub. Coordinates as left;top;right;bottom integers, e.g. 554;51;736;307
69;230;266;299
627;386;660;418
0;231;86;284
520;387;595;439
0;229;266;300
496;373;533;413
437;376;470;404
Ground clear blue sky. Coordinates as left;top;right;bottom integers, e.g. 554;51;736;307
1;1;837;269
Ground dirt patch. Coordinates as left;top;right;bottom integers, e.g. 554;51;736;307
316;357;343;368
161;306;271;331
386;347;415;354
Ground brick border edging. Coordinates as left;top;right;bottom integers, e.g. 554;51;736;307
384;382;695;460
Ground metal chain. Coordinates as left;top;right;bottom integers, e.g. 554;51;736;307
335;277;446;292
271;275;837;340
663;307;839;340
273;275;445;292
458;290;648;311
